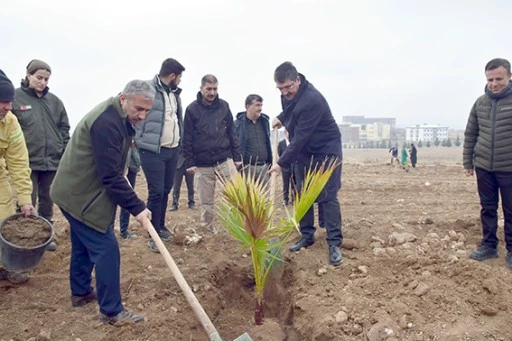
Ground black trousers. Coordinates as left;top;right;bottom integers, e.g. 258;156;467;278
172;163;195;206
282;167;296;203
476;167;512;251
31;170;57;221
294;163;342;247
140;147;179;231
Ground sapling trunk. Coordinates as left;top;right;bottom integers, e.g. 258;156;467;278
255;300;264;325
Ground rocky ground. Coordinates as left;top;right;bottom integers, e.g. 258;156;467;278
2;147;512;341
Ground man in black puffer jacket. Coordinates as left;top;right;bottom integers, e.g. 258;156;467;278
182;74;241;234
464;58;512;269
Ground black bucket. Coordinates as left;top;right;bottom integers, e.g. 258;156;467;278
0;214;54;273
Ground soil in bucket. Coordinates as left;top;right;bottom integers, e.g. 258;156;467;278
1;216;52;248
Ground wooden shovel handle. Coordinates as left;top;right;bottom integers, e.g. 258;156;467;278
270;127;279;201
146;222;222;341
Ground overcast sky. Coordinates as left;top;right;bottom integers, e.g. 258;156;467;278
2;0;511;130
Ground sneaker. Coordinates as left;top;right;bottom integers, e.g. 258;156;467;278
120;232;138;240
188;202;196;209
99;310;145;325
469;245;498;261
169;204;178;212
46;240;57;252
71;289;97;307
205;225;218;234
507;252;512;270
157;227;173;241
0;269;29;284
147;239;160;253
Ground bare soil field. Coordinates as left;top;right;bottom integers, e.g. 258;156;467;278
2;147;512;341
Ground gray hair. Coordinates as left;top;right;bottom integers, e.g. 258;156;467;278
122;80;155;100
201;74;218;87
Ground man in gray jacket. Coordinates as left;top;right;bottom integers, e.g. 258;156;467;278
135;58;185;252
464;58;512;269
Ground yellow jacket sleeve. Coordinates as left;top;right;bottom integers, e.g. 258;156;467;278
2;113;32;205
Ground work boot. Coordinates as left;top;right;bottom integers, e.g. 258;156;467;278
289;238;314;252
99;310;145;325
157;226;173;241
0;269;29;284
329;245;343;266
469;245;498;261
169;203;178;212
71;289;97;307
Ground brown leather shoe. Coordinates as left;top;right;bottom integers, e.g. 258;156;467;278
71;289;97;307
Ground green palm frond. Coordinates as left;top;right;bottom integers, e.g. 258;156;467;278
218;157;340;310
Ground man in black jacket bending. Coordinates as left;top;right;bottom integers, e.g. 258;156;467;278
269;62;343;266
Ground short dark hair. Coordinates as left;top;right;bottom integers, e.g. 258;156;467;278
274;61;298;83
485;58;511;73
201;74;218;87
245;94;263;106
159;58;185;77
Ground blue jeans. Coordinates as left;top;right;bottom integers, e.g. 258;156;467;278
476;168;512;251
60;208;124;317
139;147;179;231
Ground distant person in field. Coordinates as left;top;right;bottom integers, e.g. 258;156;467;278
389;146;399;165
50;80;153;325
269;61;343;266
464;57;512;269
409;143;417;168
12;59;71;252
0;70;36;284
400;146;408;167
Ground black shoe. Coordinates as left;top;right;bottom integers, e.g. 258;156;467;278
469;245;498;261
329;245;343;266
289;238;314;252
147;239;160;253
169;204;178;212
188;202;196;209
99;309;145;325
158;227;173;241
120;232;138;240
71;289;97;307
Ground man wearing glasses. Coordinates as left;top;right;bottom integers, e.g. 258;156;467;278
269;62;343;266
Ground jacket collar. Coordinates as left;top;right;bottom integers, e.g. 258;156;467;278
154;75;182;96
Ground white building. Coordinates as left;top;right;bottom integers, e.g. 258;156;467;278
406;124;449;143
